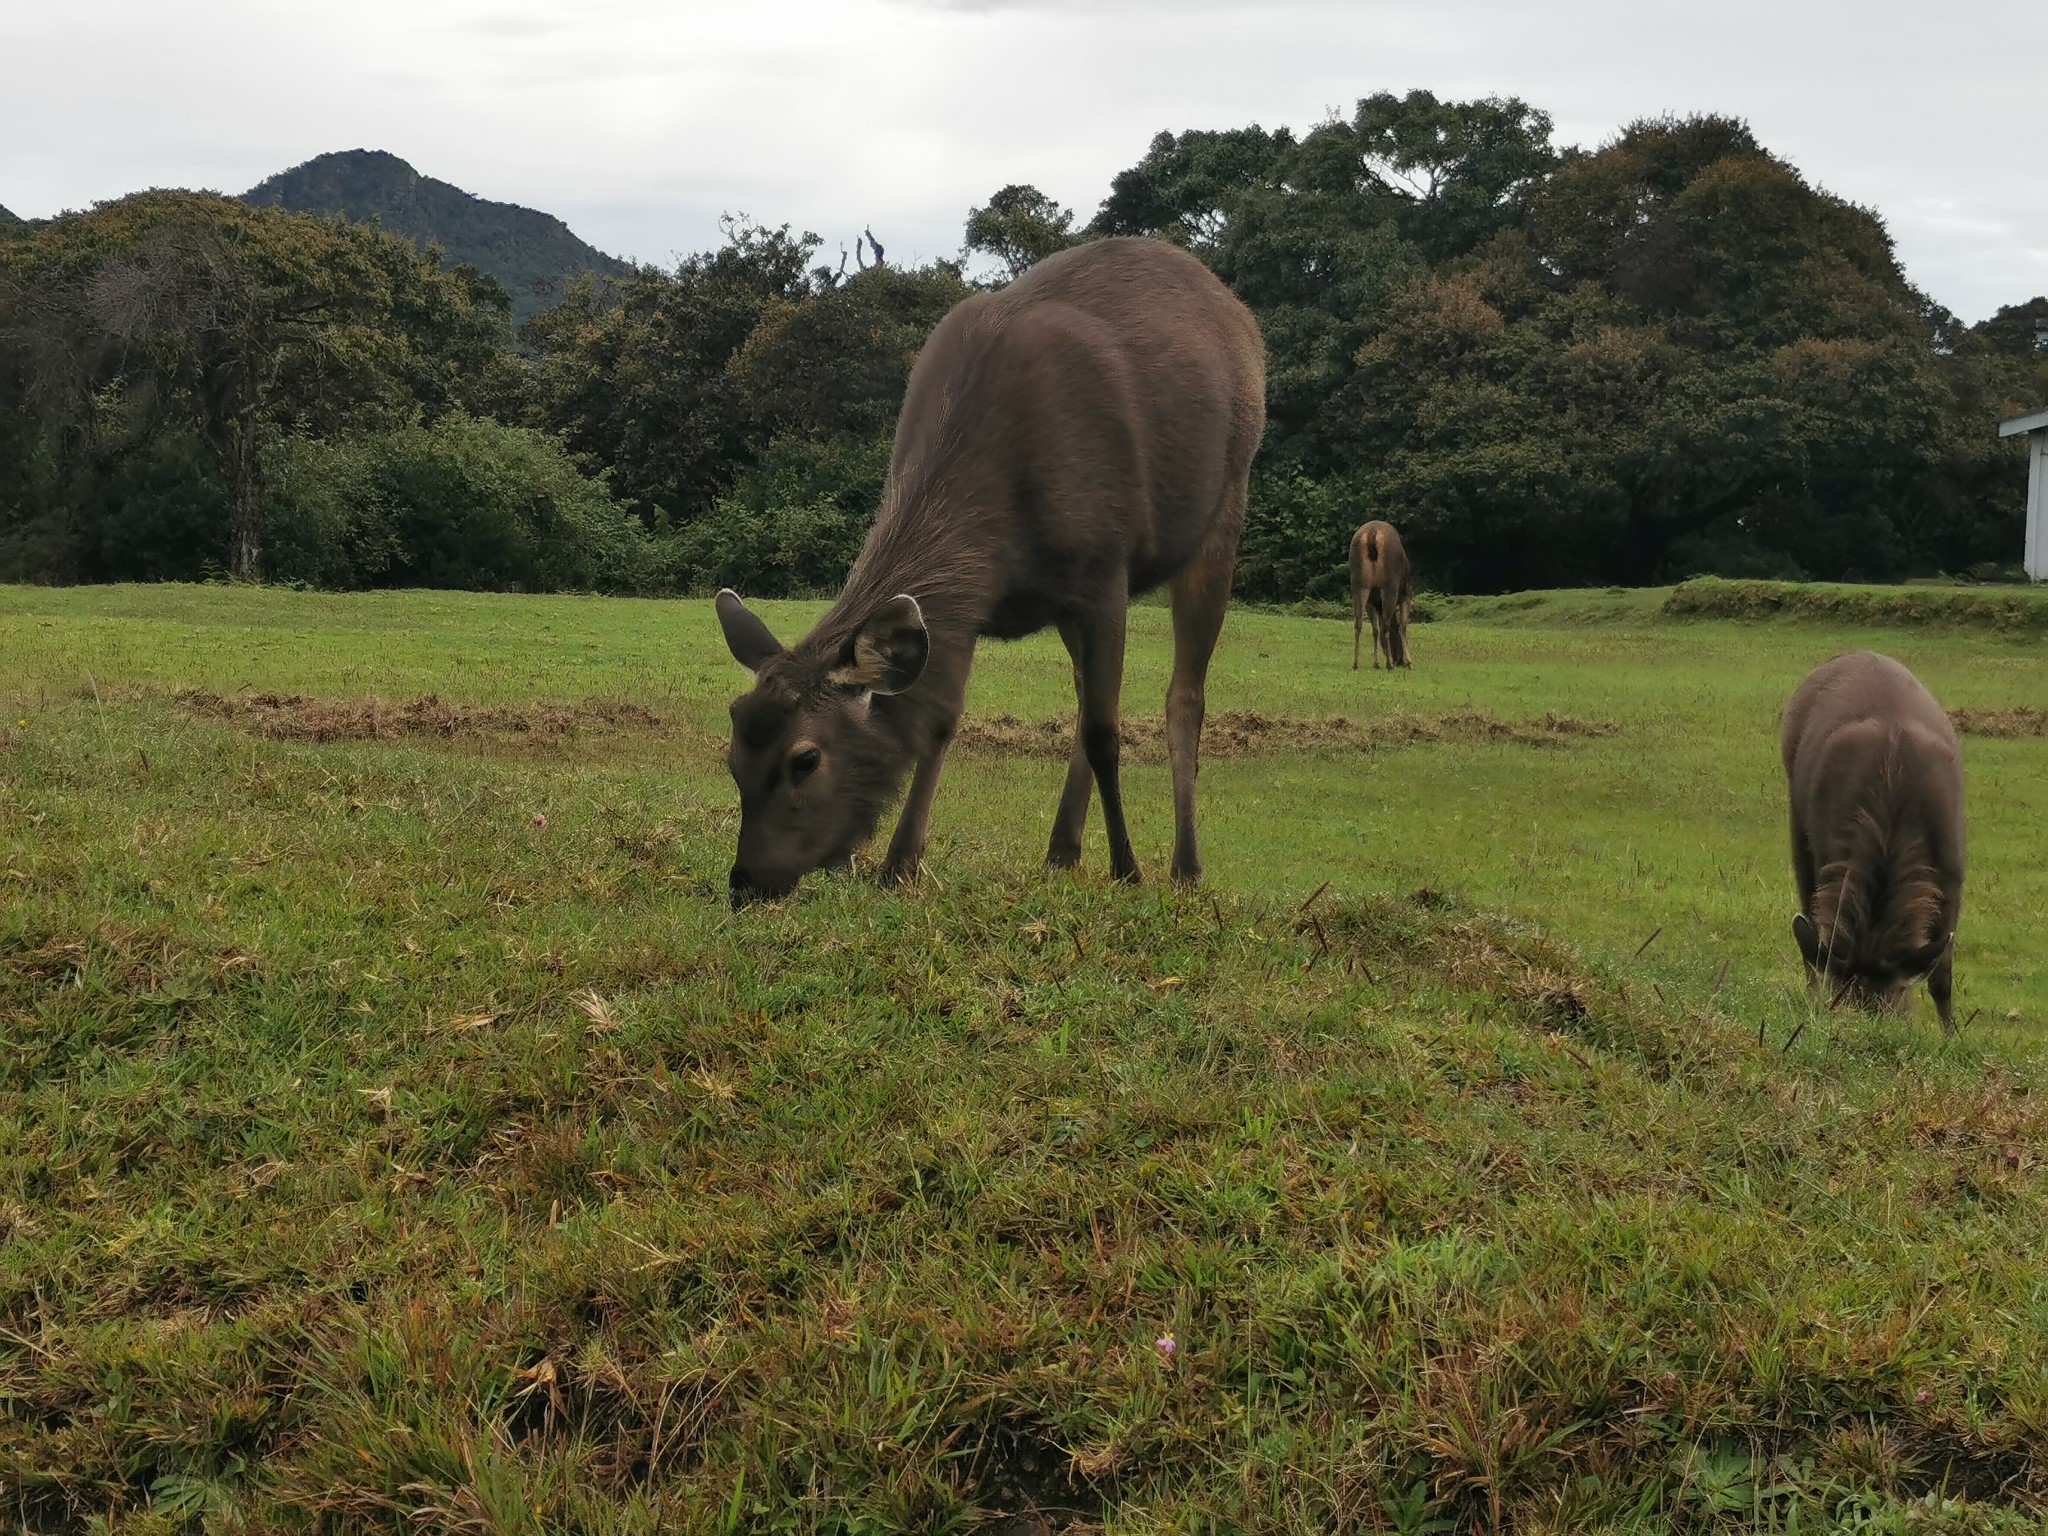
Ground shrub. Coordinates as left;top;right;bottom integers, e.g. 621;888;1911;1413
670;432;890;596
265;416;656;592
1663;577;2048;633
1667;525;1809;582
1237;472;1374;604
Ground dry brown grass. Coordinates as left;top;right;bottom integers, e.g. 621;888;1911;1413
175;689;669;748
954;709;1619;762
173;690;1620;767
1949;707;2048;739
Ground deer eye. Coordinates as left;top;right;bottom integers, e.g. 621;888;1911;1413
789;746;822;784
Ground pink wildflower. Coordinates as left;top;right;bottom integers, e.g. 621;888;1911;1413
1155;1332;1178;1365
532;813;548;830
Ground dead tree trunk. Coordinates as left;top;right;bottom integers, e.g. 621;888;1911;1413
228;424;263;582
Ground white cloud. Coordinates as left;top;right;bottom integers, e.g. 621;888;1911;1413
3;0;2043;318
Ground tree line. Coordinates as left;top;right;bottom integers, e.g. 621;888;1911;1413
3;95;2043;597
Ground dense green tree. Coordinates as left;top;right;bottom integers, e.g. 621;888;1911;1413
1144;107;2029;592
963;184;1079;279
1093;120;1415;475
521;219;818;528
1087;93;1555;485
1338;90;1557;262
679;260;970;595
1534;116;1913;347
1093;124;1300;251
732;261;971;438
1972;296;2048;361
1308;171;2012;589
522;222;972;596
1966;296;2048;414
3;96;2032;599
0;191;512;580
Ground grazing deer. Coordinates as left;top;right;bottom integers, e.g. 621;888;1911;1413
1781;651;1966;1032
715;237;1266;904
1350;520;1412;670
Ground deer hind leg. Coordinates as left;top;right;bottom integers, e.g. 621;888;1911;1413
1045;618;1094;871
1067;593;1140;882
1929;947;1956;1036
1393;585;1413;668
1368;589;1388;669
1166;500;1242;887
1351;573;1364;671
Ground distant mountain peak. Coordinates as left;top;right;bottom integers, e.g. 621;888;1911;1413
322;148;413;174
240;149;632;323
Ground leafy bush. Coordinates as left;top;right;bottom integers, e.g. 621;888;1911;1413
264;415;656;592
1237;472;1374;603
262;435;401;589
0;432;232;585
1663;577;2048;633
1668;525;1809;581
669;432;890;596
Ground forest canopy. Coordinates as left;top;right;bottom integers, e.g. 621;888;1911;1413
2;94;2042;597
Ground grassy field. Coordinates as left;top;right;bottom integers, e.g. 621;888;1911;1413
2;581;2046;1532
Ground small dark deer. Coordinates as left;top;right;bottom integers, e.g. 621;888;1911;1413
1350;520;1412;670
1781;651;1966;1031
716;237;1266;904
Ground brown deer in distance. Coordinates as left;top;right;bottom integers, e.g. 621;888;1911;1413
1350;520;1412;670
1781;651;1966;1032
715;237;1267;904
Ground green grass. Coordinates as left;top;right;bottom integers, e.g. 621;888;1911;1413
1662;578;2048;635
3;581;2047;1532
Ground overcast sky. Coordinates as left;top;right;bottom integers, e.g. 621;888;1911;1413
4;0;2043;321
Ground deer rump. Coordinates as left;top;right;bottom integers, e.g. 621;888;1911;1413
1351;521;1412;670
716;237;1266;902
1780;651;1966;1031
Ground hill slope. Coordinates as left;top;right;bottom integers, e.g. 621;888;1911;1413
241;149;632;324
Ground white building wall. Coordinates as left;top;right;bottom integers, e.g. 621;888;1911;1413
2029;431;2048;584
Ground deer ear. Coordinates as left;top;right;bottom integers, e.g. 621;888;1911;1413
716;589;782;673
829;594;929;695
1791;912;1822;968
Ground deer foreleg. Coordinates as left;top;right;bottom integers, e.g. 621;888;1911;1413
1352;576;1365;671
880;727;953;886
